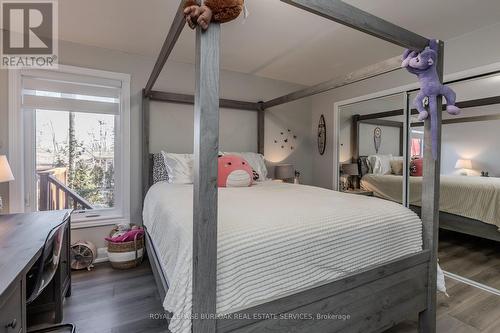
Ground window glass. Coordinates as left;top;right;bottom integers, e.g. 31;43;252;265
35;109;116;210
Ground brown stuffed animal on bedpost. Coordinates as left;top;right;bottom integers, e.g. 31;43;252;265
184;0;244;30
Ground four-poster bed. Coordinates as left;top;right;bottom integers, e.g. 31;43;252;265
142;1;443;332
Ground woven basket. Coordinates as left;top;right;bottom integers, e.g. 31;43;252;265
107;225;144;270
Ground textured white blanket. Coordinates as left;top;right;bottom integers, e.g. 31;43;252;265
361;174;500;229
143;181;423;333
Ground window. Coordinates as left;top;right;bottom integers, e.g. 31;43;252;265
410;138;423;158
9;66;130;226
410;129;424;158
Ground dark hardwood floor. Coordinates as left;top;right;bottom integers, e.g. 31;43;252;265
439;230;500;287
61;230;499;333
388;230;500;333
63;260;169;333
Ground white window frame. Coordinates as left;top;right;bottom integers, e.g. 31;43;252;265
9;65;131;228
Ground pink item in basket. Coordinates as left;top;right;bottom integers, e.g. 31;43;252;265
106;228;144;243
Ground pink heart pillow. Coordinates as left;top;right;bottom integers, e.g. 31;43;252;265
218;155;253;187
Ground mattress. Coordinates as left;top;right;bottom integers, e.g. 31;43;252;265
143;181;423;333
361;174;500;230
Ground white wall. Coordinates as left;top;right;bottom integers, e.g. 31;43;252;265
0;40;313;247
311;22;500;189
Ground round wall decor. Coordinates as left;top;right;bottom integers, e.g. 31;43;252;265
318;115;326;155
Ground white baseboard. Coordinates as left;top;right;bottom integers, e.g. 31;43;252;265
94;247;109;263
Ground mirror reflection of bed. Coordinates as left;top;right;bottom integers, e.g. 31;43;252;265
338;73;500;286
338;93;406;200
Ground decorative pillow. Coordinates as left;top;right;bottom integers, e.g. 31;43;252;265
152;153;169;184
162;152;194;184
390;160;404;175
218;155;253;187
410;158;423;177
222;152;268;181
367;154;392;175
358;156;370;177
252;169;260;181
366;155;377;174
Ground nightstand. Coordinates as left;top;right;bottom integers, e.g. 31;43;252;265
343;189;373;196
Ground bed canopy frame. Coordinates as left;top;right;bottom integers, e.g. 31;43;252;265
142;1;443;332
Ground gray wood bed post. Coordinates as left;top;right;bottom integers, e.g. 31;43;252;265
351;114;360;161
192;5;221;333
418;40;444;333
257;101;265;155
142;92;150;200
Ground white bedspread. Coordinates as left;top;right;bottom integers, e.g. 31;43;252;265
361;174;500;229
143;181;423;333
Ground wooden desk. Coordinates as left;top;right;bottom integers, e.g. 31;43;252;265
0;210;72;333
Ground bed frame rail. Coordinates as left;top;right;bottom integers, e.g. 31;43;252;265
145;227;169;301
281;0;428;50
218;250;429;332
143;1;186;96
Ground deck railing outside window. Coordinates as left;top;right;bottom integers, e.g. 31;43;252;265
38;169;93;211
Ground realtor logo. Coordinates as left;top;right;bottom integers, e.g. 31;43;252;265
1;0;58;68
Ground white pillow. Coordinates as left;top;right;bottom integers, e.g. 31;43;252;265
162;152;193;184
367;154;393;175
223;152;268;181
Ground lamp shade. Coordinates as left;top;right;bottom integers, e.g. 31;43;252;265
455;159;472;170
341;163;359;176
0;155;14;183
275;164;294;180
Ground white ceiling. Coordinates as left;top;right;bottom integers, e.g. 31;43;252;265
59;0;500;86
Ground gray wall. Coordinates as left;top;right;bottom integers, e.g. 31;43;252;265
0;70;8;213
337;94;404;163
311;22;500;189
441;119;500;177
358;124;401;157
150;102;259;154
0;40;313;248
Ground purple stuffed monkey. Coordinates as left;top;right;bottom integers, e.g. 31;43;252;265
402;39;460;159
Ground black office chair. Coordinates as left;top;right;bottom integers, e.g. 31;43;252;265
26;215;75;333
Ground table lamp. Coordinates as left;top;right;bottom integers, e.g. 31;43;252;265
455;159;472;176
275;164;295;183
0;155;15;212
341;163;360;190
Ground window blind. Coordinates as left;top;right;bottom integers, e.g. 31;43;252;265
21;70;121;115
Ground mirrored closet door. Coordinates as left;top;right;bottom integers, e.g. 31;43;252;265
337;71;500;294
417;72;500;288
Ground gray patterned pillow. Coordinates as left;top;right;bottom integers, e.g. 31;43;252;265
153;153;169;184
358;156;369;177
